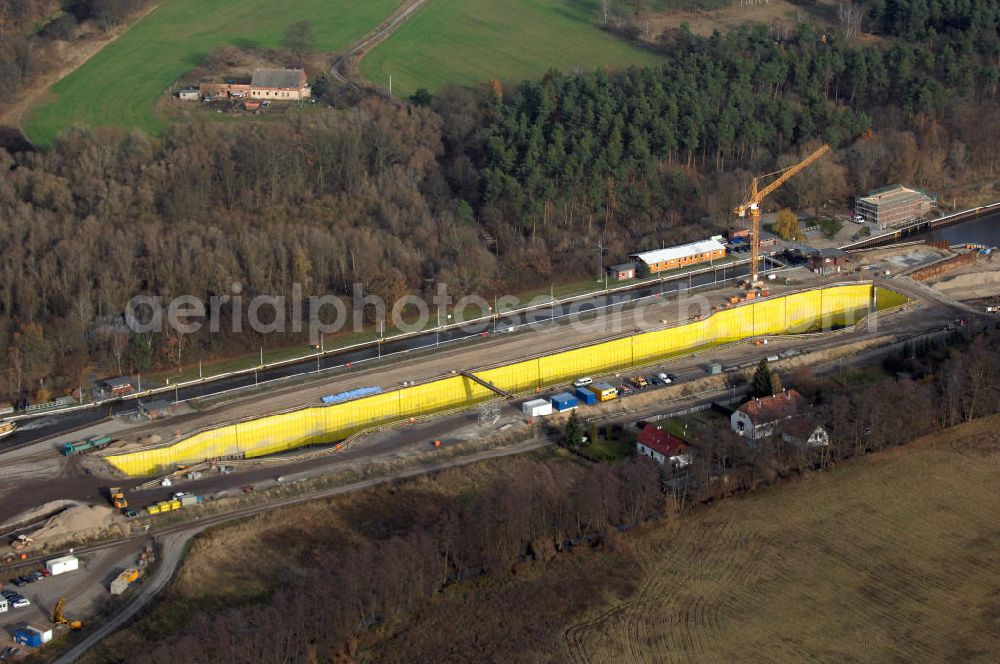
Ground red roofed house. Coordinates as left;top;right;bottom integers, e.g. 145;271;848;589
636;424;692;468
731;389;809;443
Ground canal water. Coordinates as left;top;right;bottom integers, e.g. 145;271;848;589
915;209;1000;246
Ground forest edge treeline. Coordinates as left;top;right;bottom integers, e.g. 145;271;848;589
1;1;999;402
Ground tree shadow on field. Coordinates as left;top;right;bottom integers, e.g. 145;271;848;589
182;49;209;68
230;37;263;50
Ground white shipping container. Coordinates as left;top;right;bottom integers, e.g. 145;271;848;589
45;554;79;576
521;399;553;417
0;597;8;612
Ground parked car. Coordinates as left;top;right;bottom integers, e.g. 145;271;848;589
667;373;680;382
124;508;140;519
618;384;632;395
11;597;30;608
657;372;671;384
29;571;43;580
573;377;593;388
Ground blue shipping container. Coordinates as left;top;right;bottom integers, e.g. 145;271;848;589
550;392;579;412
320;386;382;405
575;388;597;405
14;629;42;648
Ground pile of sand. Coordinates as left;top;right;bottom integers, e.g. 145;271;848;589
932;269;1000;300
0;500;80;531
28;504;118;543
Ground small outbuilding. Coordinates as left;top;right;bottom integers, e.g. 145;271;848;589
607;262;637;282
550;392;579;412
575;388;597;405
589;382;618;402
731;389;809;443
45;554;79;576
176;87;200;101
14;624;53;647
103;377;133;397
522;399;553;417
808;247;848;275
636;424;692;468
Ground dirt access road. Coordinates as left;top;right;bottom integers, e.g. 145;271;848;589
330;0;429;87
0;5;162;133
51;438;548;664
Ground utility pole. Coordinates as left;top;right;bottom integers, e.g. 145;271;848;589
596;238;605;281
388;74;392;96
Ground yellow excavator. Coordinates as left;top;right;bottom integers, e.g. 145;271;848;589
51;597;83;630
735;143;831;288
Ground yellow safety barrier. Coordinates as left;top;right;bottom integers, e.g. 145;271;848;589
106;284;888;476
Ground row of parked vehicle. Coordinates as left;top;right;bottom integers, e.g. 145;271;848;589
0;646;21;660
7;569;47;587
572;371;681;396
1;587;32;609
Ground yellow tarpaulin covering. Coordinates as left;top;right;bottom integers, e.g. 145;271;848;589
107;284;885;476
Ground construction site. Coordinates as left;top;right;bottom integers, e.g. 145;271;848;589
1;145;998;662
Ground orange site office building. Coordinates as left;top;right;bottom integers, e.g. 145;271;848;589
630;239;727;274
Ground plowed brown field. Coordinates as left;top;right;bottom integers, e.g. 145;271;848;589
566;415;1000;663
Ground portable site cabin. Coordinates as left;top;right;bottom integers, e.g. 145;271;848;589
550;393;579;412
575;388;597;405
0;596;8;613
45;555;79;576
589;382;618;402
14;624;53;647
522;399;553;417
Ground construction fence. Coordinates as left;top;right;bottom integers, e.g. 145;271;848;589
106;284;885;476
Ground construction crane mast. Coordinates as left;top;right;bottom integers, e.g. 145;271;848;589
735;144;831;287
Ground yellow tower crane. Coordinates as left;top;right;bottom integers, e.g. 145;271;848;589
735;143;831;287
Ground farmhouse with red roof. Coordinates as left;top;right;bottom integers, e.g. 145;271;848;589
636;424;692;468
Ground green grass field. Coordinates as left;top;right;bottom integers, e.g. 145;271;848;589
360;0;663;97
25;0;400;147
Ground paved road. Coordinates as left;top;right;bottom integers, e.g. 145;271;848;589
44;309;952;661
3;259;765;451
889;276;980;315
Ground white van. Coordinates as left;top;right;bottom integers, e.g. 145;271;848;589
573;377;593;388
